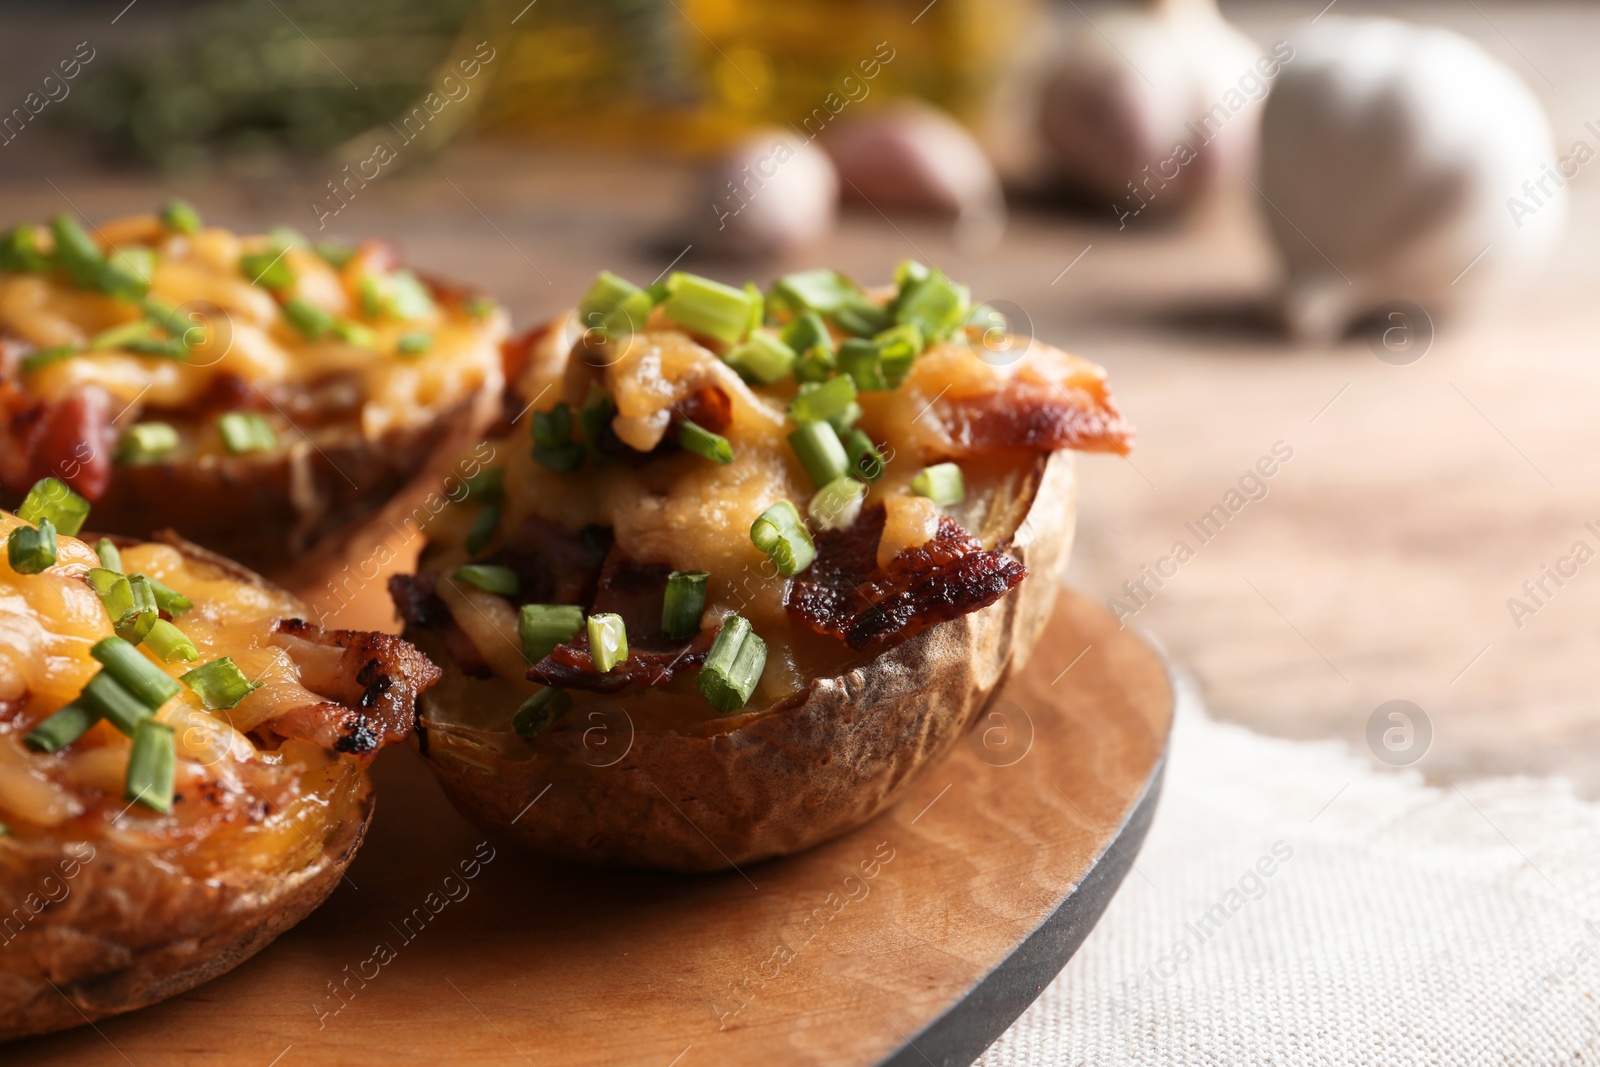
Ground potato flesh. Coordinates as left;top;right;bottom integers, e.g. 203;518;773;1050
0;513;360;877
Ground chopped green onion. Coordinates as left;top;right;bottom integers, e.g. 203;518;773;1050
577;388;617;465
788;421;849;489
92;636;180;707
24;699;98;753
466;296;495;320
533;440;584;472
518;604;584;662
769;269;861;316
217;412;277;454
678;419;734;465
577;270;652;338
463;468;504;502
809;476;867;531
826;401;863;435
52;214;149;300
894;259;931;290
159;198;201;234
7;519;57;574
181;657;261;710
911;462;965;506
88;568;133;623
787;375;858;426
332;319;377;348
385;270;436;320
838;338;888;391
82;671;154;735
113;247;156;286
873;323;922;387
587;613;628;673
845;429;886;482
144;577;192;617
89;319;154;350
20;345;78;373
140;298;196;350
0;224;49;273
267;226;308;249
830;300;895;338
116;576;160;643
124;337;189;359
698;614;767;714
18;477;90;536
750;500;815;577
532;401;585;472
314;241;355;268
662;570;709;639
453;564;519;596
723;330;796;385
395;331;432;355
512;687;571;737
240;247;295;290
744;282;766;333
465;504;501;556
145;619;198;663
126;720;175;813
282;297;336;340
783;311;836;382
662;272;758;345
894;266;968;343
116;422;178;465
95;538;123;572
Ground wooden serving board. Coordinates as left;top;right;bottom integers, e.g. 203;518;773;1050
11;591;1172;1067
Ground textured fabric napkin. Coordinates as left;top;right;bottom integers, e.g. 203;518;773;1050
979;679;1600;1066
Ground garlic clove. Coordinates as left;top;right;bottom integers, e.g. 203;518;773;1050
692;129;839;258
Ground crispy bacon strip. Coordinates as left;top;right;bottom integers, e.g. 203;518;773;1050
787;506;1027;652
528;631;714;693
0;384;115;500
268;618;441;758
389;571;495;678
937;377;1131;456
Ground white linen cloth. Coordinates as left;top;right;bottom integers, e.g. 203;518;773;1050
980;679;1600;1066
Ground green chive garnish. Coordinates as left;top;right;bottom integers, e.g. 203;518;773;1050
18;477;90;536
788;375;858;426
181;657;260;711
453;564;519;596
769;269;861;316
145;619;198;663
20;345;78;373
144;576;192;617
396;331;432;355
577;270;652;338
88;568;133;624
911;462;965;506
463;468;504;502
91;636;180;708
465;504;501;556
240;247;295;290
678;419;734;465
385;270;436;320
116;422;178;465
809;476;867;531
332;319;377;348
95;538;123;572
24;699;99;753
126;719;175;813
698;614;767;714
282;297;336;340
7;519;57;574
513;687;571;737
845;429;886;482
531;402;584;472
662;272;759;345
82;671;154;735
662;570;709;639
586;613;628;673
893;263;968;343
116;576;160;643
0;224;49;273
838;338;887;391
750;500;815;577
873;323;922;387
518;604;584;662
159;198;201;234
89;319;154;351
788;421;848;489
723;330;795;385
313;241;354;268
52;214;149;301
217;412;277;454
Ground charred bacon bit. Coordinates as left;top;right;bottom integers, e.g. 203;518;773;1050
481;517;611;607
0;385;116;499
528;629;714;693
591;550;673;640
937;378;1132;456
389;572;494;677
787;505;1027;652
267;617;441;759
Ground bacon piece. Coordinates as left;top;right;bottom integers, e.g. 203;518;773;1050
483;517;611;606
388;572;494;677
672;384;733;435
267;618;441;758
937;377;1131;456
528;630;713;693
786;506;1027;652
0;385;116;500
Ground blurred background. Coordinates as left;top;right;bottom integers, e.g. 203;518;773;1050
1;0;1595;791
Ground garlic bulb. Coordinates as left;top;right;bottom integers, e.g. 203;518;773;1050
1258;17;1565;341
693;129;839;258
1037;0;1266;216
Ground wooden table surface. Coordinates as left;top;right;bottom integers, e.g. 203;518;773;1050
1;0;1596;798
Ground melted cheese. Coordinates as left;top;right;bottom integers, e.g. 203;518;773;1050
0;512;359;874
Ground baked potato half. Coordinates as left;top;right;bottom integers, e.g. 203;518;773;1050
392;264;1130;870
0;479;439;1041
0;203;508;572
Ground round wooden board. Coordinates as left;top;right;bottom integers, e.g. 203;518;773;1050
10;591;1172;1067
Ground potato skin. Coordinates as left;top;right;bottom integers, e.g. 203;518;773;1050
0;782;371;1042
417;451;1076;871
84;387;495;575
